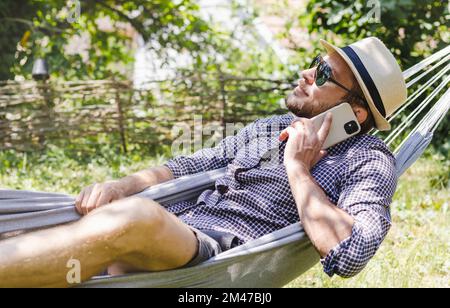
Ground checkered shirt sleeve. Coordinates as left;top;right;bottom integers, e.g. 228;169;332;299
321;142;397;278
164;120;260;178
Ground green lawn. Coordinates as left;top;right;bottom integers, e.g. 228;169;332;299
1;147;448;288
0;147;169;196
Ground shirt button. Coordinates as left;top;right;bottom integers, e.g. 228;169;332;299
217;184;229;194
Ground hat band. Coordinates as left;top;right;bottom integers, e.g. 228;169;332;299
341;46;386;117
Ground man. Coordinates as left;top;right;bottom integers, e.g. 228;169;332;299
0;37;407;287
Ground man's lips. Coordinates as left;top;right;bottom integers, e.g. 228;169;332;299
294;86;308;97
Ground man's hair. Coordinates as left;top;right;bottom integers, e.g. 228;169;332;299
342;82;375;135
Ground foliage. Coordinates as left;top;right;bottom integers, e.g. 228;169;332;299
298;0;449;68
0;1;447;154
0;1;30;80
0;146;168;194
0;0;288;81
0;1;447;288
0;0;212;81
0;0;291;158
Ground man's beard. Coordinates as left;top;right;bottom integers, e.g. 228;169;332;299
285;93;314;118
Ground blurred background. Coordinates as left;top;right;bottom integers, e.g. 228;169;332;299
0;0;448;287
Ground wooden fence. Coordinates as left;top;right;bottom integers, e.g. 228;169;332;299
0;74;293;153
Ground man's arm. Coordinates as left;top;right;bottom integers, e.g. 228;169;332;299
286;164;354;257
281;115;396;278
76;166;174;215
289;163;393;278
164;119;260;179
117;166;174;196
319;144;396;278
77;118;262;215
281;114;353;256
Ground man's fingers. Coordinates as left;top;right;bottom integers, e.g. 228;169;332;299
80;186;93;213
312;149;328;166
285;126;299;139
280;118;303;141
75;190;85;215
318;149;328;160
279;129;289;141
85;187;101;214
317;113;332;145
96;191;112;209
281;115;331;146
291;119;303;129
300;118;315;137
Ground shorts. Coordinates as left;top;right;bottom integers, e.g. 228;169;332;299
183;228;240;268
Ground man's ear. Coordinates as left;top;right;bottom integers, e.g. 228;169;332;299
351;105;368;124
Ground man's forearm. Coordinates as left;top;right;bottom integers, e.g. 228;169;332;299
286;164;354;257
118;166;174;196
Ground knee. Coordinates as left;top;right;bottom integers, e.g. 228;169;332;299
83;197;165;252
110;197;165;232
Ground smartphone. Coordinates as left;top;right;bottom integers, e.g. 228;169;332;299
311;102;361;149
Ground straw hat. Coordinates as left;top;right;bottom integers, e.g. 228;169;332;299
320;37;407;131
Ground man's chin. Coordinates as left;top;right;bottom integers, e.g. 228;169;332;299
286;95;311;118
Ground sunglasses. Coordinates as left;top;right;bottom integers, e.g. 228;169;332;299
308;55;366;103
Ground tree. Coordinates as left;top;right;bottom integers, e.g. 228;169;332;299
0;0;213;81
298;0;449;69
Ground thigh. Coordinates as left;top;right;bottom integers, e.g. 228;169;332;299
107;198;199;274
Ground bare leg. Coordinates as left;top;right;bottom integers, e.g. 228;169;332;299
0;197;198;288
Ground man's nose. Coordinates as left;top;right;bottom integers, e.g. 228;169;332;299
300;68;315;86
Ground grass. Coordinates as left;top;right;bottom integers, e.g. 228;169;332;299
0;146;168;196
0;147;448;288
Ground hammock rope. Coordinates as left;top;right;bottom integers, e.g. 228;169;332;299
371;45;450;138
405;54;450;88
402;45;450;79
387;74;450;148
388;62;450;125
395;88;450;155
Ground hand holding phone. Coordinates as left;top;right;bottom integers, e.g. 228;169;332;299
279;103;360;149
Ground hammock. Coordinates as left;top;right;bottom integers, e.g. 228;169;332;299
0;45;449;288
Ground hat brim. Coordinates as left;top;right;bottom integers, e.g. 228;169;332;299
320;39;391;131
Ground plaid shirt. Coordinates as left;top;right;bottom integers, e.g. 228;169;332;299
164;113;397;278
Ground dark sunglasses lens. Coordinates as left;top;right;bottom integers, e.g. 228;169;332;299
315;63;329;86
309;56;321;69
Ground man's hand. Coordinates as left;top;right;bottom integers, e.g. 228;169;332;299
75;181;127;215
281;113;354;259
280;113;332;170
74;166;174;215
